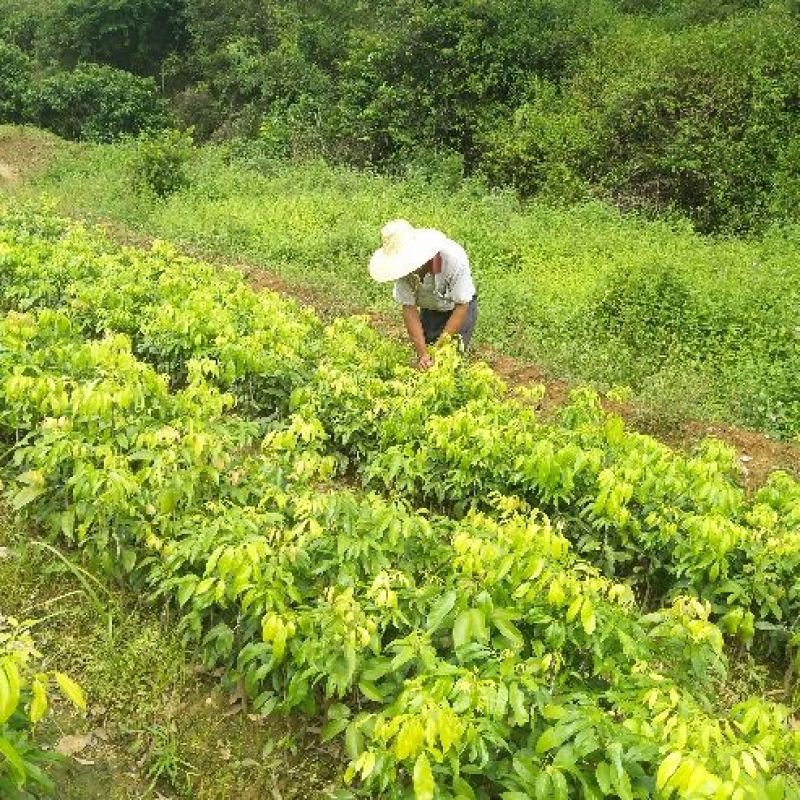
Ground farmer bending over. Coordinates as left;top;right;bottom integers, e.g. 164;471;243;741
369;219;478;370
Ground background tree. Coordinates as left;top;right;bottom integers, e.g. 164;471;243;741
36;0;189;76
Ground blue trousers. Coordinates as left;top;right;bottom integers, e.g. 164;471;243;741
420;296;479;348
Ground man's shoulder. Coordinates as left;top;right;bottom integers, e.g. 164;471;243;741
440;238;469;271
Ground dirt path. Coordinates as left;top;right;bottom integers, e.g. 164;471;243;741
1;127;798;491
0;162;18;184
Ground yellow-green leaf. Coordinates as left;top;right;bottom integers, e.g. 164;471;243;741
426;591;457;632
437;707;461;753
751;747;769;772
157;488;179;515
358;679;385;703
741;751;757;778
453;776;476;799
0;661;10;724
11;485;45;511
534;772;551;799
395;718;424;761
595;762;613;794
0;737;26;783
29;677;48;724
0;660;21;725
547;579;566;607
413;752;435;800
54;671;87;711
580;598;596;635
656;751;683;792
358;750;376;780
566;597;583;623
551;770;569;800
535;726;559;754
685;763;710;793
453;608;487;650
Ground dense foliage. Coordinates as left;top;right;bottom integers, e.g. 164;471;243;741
1;204;799;797
0;38;169;140
0;40;29;123
1;0;799;231
24;64;169;142
130;127;194;197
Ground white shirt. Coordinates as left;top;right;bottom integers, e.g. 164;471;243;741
392;238;476;311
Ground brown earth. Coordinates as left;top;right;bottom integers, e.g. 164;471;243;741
0;125;61;183
1;127;798;491
0;162;18;184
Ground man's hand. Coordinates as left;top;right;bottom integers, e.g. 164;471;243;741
417;353;434;371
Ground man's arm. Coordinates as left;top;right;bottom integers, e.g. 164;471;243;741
441;254;474;343
442;302;469;339
402;305;430;361
395;277;432;369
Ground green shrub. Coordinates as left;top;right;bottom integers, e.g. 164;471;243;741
572;11;800;233
131;128;194;197
768;132;800;225
0;39;30;122
0;0;49;51
170;81;219;141
34;0;188;76
589;262;703;365
332;0;616;166
255;92;331;161
477;78;593;201
618;0;762;24
25;63;170;141
477;7;800;233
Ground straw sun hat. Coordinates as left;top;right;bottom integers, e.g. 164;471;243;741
369;219;447;282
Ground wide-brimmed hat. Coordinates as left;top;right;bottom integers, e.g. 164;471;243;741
369;219;447;282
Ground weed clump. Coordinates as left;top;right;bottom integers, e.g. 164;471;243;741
131;128;194;198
